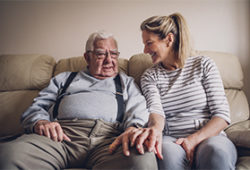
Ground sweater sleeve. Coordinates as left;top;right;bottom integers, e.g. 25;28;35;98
202;56;231;124
21;72;70;133
140;68;165;117
121;73;150;130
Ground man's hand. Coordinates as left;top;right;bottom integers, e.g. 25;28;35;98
109;125;163;160
34;120;71;142
109;114;164;159
109;126;141;156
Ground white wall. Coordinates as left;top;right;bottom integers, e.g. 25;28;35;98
1;0;250;106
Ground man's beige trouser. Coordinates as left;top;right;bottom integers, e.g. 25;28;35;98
0;119;157;169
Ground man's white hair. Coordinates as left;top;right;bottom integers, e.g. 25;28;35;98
85;30;118;52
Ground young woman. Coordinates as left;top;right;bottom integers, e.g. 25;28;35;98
139;13;237;169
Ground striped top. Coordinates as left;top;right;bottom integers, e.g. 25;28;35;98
141;56;230;138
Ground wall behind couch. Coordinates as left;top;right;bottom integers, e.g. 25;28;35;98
0;0;250;108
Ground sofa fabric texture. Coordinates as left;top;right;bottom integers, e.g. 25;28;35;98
0;51;249;169
0;54;56;91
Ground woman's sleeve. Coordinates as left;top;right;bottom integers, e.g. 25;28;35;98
140;69;165;117
202;57;231;124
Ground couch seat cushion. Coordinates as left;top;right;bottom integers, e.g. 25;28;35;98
226;120;250;149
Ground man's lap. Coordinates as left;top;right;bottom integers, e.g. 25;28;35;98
0;119;157;169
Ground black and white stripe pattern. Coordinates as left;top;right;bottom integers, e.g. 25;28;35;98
141;56;230;138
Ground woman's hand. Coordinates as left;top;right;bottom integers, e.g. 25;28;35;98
109;126;142;156
140;113;164;160
175;117;229;165
175;136;198;165
108;126;163;160
34;120;71;142
135;126;163;160
132;113;164;159
109;113;164;159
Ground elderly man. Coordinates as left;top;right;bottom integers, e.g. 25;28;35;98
0;31;157;169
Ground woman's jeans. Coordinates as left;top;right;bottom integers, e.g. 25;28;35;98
158;135;237;170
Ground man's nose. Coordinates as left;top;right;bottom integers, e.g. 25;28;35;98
104;52;112;62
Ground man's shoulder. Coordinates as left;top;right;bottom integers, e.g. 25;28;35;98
53;71;72;78
118;71;139;87
52;71;76;84
119;71;134;81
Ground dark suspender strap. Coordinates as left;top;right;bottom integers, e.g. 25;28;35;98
53;72;78;119
114;74;124;122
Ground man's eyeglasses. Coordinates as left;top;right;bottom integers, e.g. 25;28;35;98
88;49;120;59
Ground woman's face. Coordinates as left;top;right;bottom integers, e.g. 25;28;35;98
142;30;171;64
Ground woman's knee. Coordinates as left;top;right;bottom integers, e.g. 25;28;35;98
158;138;188;170
195;135;237;169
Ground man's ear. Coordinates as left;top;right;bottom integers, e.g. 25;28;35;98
164;33;174;47
84;53;90;64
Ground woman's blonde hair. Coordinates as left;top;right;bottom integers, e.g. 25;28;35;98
140;13;192;68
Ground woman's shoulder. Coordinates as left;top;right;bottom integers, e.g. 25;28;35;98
186;55;218;76
144;63;162;73
187;55;215;67
187;55;206;62
141;64;161;77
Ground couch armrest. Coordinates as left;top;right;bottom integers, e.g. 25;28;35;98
225;120;250;149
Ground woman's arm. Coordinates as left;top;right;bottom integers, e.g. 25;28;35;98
176;56;230;164
135;113;165;160
134;69;165;159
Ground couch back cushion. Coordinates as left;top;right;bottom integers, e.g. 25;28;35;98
54;56;128;76
196;51;243;89
0;54;56;138
0;55;56;91
0;90;39;138
128;51;249;124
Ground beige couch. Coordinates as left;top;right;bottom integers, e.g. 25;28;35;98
0;51;250;169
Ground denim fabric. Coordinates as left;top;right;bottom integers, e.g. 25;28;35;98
158;135;237;170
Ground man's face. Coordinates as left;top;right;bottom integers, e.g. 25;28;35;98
85;38;119;79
